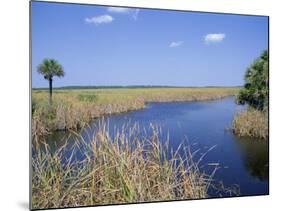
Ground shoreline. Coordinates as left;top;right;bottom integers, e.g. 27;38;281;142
32;88;239;139
53;95;236;132
54;95;237;133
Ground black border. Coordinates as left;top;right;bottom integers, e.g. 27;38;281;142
29;1;270;210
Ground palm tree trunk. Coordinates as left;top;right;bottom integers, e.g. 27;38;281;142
48;78;53;109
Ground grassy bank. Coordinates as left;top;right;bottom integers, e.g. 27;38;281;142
31;123;214;209
32;87;239;139
232;110;268;139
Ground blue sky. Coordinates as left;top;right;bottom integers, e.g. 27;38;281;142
31;1;268;88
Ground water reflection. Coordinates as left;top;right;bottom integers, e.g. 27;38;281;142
236;137;269;181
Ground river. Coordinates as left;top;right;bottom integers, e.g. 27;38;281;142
46;97;269;197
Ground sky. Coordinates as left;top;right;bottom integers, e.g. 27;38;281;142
31;1;268;88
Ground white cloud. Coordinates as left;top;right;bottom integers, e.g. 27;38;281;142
107;7;130;13
169;41;184;48
204;33;226;44
107;7;140;21
85;15;113;25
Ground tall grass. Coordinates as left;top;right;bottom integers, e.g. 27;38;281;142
32;123;215;209
77;93;98;102
32;88;239;138
232;110;268;139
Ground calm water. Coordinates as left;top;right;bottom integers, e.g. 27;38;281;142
46;97;269;197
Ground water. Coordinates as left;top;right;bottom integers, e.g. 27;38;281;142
46;97;269;197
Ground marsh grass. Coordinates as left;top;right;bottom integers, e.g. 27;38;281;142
32;88;239;138
232;110;268;139
78;93;98;102
32;122;217;209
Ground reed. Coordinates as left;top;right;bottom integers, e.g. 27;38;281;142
32;88;239;139
232;110;268;139
31;123;215;209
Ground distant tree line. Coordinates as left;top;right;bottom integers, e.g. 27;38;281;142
33;85;242;90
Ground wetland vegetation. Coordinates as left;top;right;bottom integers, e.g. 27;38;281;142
31;2;269;209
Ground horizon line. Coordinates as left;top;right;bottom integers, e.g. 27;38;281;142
32;85;243;90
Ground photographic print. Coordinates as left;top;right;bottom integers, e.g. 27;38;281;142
31;1;269;210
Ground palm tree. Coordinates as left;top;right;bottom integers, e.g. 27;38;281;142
236;50;268;110
37;59;65;108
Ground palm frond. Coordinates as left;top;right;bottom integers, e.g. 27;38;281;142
37;58;65;79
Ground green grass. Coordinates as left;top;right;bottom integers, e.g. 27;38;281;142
77;93;98;102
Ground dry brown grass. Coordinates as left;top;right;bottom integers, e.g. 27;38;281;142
31;123;214;209
232;110;268;139
32;88;239;139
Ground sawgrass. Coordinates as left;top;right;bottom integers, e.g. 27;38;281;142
31;122;216;209
232;110;268;139
32;87;239;139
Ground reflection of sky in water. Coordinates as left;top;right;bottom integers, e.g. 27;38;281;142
42;97;268;197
